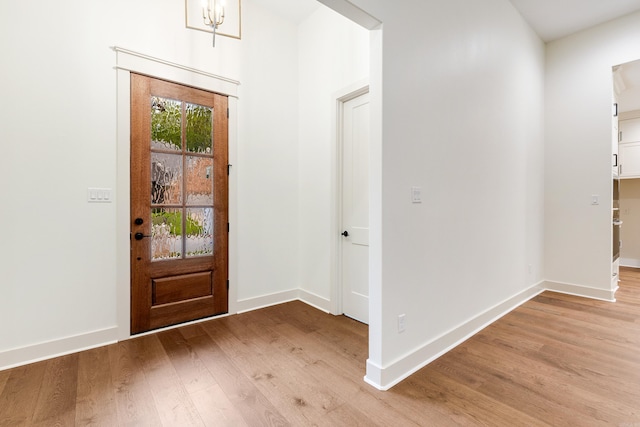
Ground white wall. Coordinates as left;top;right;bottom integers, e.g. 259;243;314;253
545;10;640;300
323;0;545;389
0;0;301;368
235;0;300;304
620;179;640;267
297;6;369;307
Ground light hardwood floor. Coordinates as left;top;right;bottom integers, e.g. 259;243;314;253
1;268;640;426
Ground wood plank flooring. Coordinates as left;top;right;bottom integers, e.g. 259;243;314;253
2;269;640;426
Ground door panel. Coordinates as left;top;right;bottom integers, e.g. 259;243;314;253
341;91;370;324
152;271;212;305
130;73;228;334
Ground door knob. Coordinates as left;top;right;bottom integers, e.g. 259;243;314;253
341;231;349;237
134;232;151;240
134;218;144;225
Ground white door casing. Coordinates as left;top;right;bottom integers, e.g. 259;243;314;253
115;47;239;340
341;90;370;324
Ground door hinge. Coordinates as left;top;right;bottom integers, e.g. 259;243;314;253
614;103;618;117
227;222;230;232
226;279;229;290
227;164;232;175
227;108;229;118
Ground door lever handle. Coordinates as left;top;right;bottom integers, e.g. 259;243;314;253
134;232;151;240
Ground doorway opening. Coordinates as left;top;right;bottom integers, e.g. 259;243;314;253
613;59;640;279
115;47;239;340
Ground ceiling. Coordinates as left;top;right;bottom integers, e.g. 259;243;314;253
258;0;640;42
509;0;640;42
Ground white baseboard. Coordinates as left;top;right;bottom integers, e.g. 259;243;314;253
298;289;331;313
364;282;544;390
235;288;331;314
235;290;300;314
0;327;119;371
620;258;640;268
542;280;616;302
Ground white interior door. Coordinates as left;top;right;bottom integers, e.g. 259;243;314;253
341;91;370;324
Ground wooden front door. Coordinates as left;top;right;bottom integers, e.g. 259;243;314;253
130;73;228;334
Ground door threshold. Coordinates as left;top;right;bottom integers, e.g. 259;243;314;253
128;312;231;339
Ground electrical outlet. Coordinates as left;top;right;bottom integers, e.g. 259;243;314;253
411;187;422;203
398;314;406;333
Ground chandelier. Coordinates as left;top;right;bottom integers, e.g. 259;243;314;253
202;0;225;47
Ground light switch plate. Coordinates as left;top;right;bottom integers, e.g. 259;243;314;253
88;187;112;203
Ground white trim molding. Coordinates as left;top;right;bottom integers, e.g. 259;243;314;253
235;290;300;314
0;327;118;371
226;96;239;315
298;289;332;313
543;280;617;302
112;47;240;98
235;289;331;314
364;283;544;390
